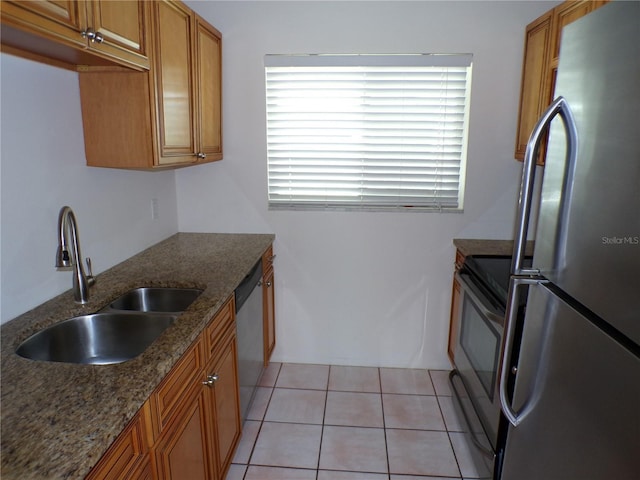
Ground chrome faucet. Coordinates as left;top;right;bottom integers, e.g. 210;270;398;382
56;206;95;304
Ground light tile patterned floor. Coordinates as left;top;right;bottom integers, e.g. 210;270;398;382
225;363;480;480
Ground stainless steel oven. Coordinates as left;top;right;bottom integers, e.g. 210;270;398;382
449;256;529;479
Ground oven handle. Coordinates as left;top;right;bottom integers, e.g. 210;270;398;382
449;370;496;460
498;276;542;427
455;272;504;327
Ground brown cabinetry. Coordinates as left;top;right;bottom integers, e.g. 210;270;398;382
149;338;211;479
262;245;276;365
203;310;241;479
447;250;465;363
0;0;149;71
85;410;151;480
89;295;241;480
514;0;609;164
78;0;222;170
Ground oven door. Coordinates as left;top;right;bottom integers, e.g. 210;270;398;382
450;270;506;476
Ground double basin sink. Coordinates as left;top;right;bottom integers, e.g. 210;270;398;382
15;288;202;365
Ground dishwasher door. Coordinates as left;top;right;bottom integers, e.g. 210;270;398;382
235;260;264;422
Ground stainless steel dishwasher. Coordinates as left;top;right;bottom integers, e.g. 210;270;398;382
234;260;264;422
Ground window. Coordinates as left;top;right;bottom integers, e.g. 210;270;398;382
264;54;473;211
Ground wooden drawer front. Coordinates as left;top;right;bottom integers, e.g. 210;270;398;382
262;245;275;274
85;411;149;480
204;296;235;360
150;338;204;438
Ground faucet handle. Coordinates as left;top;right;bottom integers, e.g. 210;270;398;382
86;257;96;286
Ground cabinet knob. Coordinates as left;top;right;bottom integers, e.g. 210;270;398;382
266;281;272;288
81;28;104;44
196;152;207;160
202;373;219;387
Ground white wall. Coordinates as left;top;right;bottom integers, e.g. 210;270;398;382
0;54;179;323
177;1;556;369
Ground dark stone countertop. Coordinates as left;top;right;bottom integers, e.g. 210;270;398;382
453;238;535;257
0;232;275;480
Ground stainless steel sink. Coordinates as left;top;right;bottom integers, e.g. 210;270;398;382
15;312;176;365
107;287;203;313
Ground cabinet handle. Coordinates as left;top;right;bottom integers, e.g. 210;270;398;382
81;28;104;44
266;281;272;288
81;28;97;41
196;152;207;160
202;374;219;387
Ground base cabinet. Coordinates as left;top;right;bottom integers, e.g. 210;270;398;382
204;330;241;479
262;246;276;365
85;411;151;480
87;295;241;480
447;250;465;364
151;391;212;480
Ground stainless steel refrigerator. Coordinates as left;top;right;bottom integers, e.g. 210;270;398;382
499;2;640;479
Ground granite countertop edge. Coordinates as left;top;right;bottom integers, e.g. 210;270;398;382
0;232;275;480
453;238;535;257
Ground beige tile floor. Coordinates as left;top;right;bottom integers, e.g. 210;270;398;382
225;363;481;480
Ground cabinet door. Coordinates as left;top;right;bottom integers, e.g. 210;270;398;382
550;0;593;62
263;268;276;365
1;0;87;48
447;276;461;364
152;0;197;165
204;333;241;479
152;391;212;480
87;0;149;69
194;15;223;162
514;11;553;161
85;410;150;480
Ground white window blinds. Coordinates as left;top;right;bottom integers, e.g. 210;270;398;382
265;54;472;211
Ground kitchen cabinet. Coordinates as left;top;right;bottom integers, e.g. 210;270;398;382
147;295;239;480
78;0;222;170
262;245;276;365
202;298;241;479
447;250;465;364
0;0;149;71
85;409;151;480
514;0;609;163
149;337;212;479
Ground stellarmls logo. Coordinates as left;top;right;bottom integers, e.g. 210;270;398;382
602;235;640;245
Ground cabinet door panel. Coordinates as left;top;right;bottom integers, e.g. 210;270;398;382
206;335;241;478
263;268;276;365
1;0;87;48
153;393;211;480
153;0;196;163
88;0;149;69
195;16;222;159
514;12;552;161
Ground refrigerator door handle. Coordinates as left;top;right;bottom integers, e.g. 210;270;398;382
499;276;543;427
512;96;578;276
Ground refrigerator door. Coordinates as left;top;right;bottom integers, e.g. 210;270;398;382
533;1;640;344
500;282;640;480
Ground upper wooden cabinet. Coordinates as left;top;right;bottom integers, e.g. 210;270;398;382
514;0;609;164
78;0;222;170
0;0;149;71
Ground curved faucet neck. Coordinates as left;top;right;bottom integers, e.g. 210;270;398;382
56;206;94;304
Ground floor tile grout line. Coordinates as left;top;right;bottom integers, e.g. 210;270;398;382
233;363;463;479
240;362;281;479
